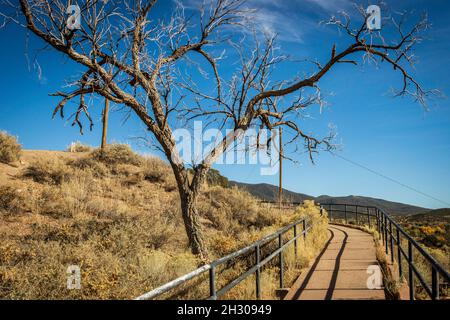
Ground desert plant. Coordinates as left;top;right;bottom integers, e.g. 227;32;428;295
0;131;21;164
91;144;141;166
189;169;229;188
23;158;73;185
68;156;109;178
142;157;170;183
0;185;25;216
67;141;93;153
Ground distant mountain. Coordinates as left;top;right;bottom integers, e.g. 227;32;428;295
406;208;450;222
229;182;314;203
229;181;430;216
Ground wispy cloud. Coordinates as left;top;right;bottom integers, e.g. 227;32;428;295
302;0;352;12
179;0;358;43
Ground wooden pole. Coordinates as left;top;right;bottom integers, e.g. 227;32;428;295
101;98;110;150
278;127;283;209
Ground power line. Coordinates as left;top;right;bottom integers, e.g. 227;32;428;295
329;151;450;207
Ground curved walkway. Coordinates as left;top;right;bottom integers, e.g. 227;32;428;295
285;225;386;300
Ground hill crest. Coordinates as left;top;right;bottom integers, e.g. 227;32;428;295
229;181;431;216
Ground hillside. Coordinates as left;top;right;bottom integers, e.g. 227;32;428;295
408;208;450;221
396;208;450;259
0;145;325;299
230;181;430;216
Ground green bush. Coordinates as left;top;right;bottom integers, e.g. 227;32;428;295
0;131;21;164
206;169;229;187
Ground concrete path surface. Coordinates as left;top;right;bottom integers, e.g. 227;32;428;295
285;224;386;300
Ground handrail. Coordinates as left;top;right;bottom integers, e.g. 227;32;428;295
136;264;212;300
135;215;312;300
321;203;450;300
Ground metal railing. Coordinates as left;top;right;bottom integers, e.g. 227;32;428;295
136;216;312;300
321;203;450;300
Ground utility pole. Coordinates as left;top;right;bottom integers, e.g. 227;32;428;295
278;127;283;210
101;98;109;150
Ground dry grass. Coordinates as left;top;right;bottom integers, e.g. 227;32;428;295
0;185;26;216
23;158;73;185
91;144;141;166
0;146;327;300
0;131;21;164
67;142;93;153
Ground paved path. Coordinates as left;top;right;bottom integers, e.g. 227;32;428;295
285;224;386;300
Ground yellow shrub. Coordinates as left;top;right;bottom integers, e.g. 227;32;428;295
0;131;21;164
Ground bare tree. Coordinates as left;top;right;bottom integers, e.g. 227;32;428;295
0;0;436;260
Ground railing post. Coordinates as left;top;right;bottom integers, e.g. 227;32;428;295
385;215;388;255
380;211;384;243
302;220;307;242
376;210;380;239
209;266;216;300
389;221;394;263
255;245;261;300
432;267;439;300
367;208;371;229
397;228;402;279
355;205;358;225
408;241;414;300
279;234;284;288
293;225;298;260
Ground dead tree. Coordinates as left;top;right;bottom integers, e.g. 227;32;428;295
0;0;436;260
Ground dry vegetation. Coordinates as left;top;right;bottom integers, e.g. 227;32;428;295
67;141;94;153
0;138;328;300
0;131;21;164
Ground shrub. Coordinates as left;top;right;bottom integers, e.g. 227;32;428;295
142;157;168;183
91;144;141;166
0;131;21;164
141;157;177;191
200;186;270;230
0;185;25;216
206;169;229;187
23;158;72;185
67;141;93;153
189;168;229;187
68;156;109;177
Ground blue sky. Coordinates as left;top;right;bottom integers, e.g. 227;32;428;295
0;0;449;209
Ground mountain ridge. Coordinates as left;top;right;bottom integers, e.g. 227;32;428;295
229;181;432;216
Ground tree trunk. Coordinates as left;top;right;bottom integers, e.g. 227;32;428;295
179;189;209;261
165;143;210;260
